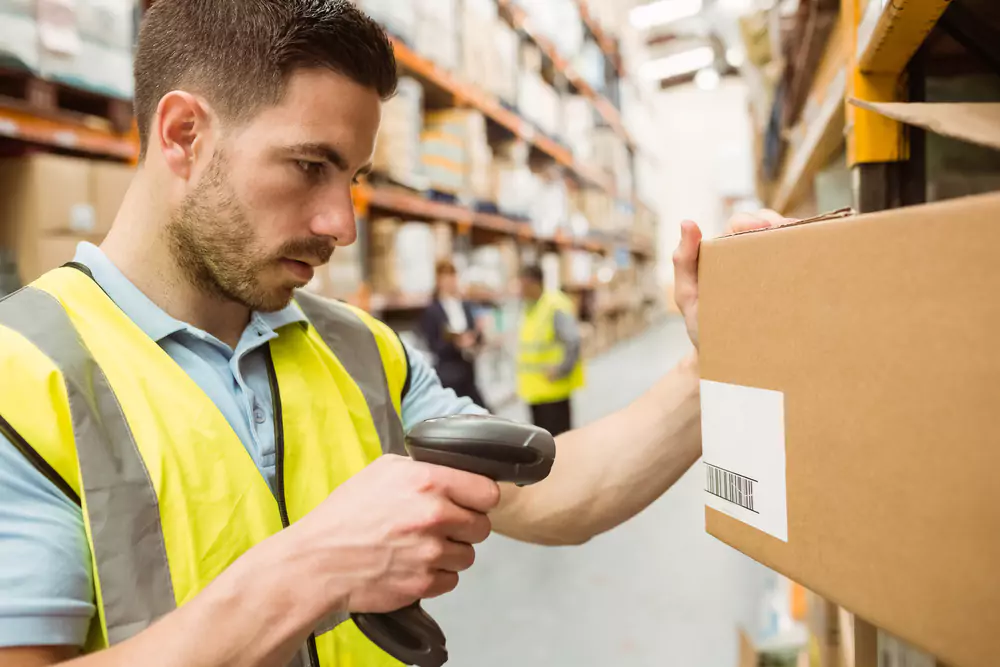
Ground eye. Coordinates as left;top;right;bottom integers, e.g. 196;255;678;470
295;160;327;181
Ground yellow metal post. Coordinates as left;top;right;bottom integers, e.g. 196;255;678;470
845;0;908;167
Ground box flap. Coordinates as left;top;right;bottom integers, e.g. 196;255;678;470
849;99;1000;151
725;207;856;238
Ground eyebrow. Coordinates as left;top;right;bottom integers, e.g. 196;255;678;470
284;143;373;177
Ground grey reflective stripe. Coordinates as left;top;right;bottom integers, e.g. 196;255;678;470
0;286;176;645
295;290;406;457
287;646;311;667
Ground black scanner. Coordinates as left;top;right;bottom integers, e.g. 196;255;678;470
351;414;557;667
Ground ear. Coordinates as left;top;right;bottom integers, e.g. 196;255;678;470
155;91;214;180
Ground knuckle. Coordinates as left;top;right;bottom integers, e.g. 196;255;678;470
422;499;450;528
422;539;446;563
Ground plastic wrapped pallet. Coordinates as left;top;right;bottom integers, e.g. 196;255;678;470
563;95;595;162
354;0;415;43
517;72;561;139
373;76;425;188
0;0;39;71
460;0;498;90
421;109;492;201
414;0;458;72
37;0;136;99
592;128;632;200
394;222;436;296
492;20;520;106
529;175;569;239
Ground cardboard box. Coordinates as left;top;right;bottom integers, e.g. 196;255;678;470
700;191;1000;667
0;154;94;238
91;161;134;234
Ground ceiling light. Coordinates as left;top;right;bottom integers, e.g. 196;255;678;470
695;67;721;90
630;0;704;30
639;46;715;80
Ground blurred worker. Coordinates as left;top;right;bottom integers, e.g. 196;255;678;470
516;265;584;436
420;260;488;408
0;1;783;665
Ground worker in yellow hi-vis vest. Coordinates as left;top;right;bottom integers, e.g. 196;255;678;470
516;265;585;436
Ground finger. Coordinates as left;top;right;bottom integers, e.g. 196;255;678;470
672;220;702;310
430;540;477;573
440;507;492;545
727;209;792;235
423;571;460;599
431;467;502;513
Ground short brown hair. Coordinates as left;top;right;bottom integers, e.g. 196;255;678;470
436;260;457;277
134;0;398;158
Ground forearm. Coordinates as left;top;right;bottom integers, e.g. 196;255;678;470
65;530;340;667
494;353;701;545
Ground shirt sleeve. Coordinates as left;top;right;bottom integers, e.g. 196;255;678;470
552;309;582;379
0;435;95;648
400;340;489;431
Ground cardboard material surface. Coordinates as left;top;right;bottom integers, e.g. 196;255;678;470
849;99;1000;152
700;192;1000;667
91;161;135;234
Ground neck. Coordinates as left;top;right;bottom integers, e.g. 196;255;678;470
100;171;251;348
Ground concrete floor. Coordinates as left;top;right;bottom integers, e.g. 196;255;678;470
425;316;775;667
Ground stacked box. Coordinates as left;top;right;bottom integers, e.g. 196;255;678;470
0;154;132;284
517;72;562;139
422;109;492;200
560;249;594;287
492;21;520;106
459;0;498;91
368;217;399;294
373;77;425;188
529;176;569;239
414;0;459;72
432;221;453;261
355;0;416;43
39;0;136;99
563;95;595;162
592;128;632;200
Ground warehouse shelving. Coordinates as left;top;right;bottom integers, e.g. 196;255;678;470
576;0;626;78
857;0;952;75
498;0;634;148
391;38;621;198
355;183;654;258
0;103;137;161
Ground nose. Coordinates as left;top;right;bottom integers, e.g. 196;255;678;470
309;185;357;245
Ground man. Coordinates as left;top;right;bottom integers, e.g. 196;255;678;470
0;2;782;665
516;265;584;436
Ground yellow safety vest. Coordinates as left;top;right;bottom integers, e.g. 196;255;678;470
0;265;411;667
516;290;585;405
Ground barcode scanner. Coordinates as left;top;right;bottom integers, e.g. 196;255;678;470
351;414;557;667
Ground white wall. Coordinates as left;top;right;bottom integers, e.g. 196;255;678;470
650;77;757;286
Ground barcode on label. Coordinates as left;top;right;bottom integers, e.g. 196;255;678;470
705;463;758;513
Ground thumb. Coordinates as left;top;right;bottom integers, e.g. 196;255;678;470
673;220;702;310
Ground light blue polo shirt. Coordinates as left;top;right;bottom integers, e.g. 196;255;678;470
0;243;486;648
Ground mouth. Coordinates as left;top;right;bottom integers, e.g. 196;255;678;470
280;258;315;283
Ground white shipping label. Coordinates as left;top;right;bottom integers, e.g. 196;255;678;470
701;380;788;542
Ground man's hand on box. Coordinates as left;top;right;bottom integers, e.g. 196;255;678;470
672;210;791;349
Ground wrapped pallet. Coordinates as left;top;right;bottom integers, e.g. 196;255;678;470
373;76;425;188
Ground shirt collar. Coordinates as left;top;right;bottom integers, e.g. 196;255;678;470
71;242;307;343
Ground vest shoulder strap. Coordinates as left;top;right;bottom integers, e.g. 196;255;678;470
293;290;407;456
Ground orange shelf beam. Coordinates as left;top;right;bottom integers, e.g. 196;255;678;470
0;102;137;161
576;1;625;77
355;183;621;257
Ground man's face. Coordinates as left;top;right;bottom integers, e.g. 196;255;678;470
519;277;542;302
167;68;381;312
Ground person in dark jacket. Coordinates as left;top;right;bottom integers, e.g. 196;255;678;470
420;260;489;409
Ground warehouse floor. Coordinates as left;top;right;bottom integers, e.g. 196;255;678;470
425;316;776;667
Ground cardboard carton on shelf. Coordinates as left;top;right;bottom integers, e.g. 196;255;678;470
699;190;1000;667
91;160;134;234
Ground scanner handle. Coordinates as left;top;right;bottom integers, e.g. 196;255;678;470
351;604;448;667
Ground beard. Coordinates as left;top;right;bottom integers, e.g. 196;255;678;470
167;151;334;312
